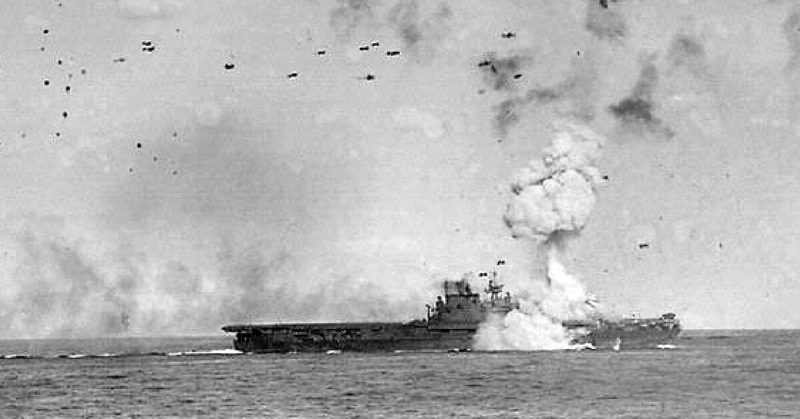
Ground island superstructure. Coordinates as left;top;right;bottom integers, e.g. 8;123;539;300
222;269;681;352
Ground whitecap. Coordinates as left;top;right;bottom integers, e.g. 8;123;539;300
2;354;31;359
572;343;596;351
168;349;242;357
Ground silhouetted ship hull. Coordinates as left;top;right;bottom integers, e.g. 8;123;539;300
223;319;680;353
562;315;681;350
223;270;680;353
223;321;478;353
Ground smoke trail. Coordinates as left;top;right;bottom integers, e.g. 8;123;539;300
475;120;604;350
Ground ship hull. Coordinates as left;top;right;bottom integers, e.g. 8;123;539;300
223;320;681;353
570;325;682;350
223;322;475;353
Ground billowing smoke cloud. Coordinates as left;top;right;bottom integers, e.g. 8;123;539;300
0;212;437;339
0;214;136;337
503;121;604;241
475;120;604;350
0;108;441;339
474;248;596;350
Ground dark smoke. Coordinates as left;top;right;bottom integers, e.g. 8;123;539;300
478;52;532;93
386;0;452;62
494;98;522;137
488;53;598;136
526;88;561;104
328;0;452;61
609;97;655;124
782;6;800;71
608;59;664;128
668;33;705;69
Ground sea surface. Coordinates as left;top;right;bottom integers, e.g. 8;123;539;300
0;330;798;418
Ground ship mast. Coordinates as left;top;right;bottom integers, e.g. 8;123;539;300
483;271;505;304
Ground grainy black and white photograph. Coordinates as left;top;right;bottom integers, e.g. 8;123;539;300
1;0;799;417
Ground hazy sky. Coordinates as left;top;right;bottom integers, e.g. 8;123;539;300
1;0;799;337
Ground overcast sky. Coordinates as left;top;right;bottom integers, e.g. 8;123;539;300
1;0;798;337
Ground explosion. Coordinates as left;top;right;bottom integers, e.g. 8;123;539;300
504;120;604;241
475;120;604;350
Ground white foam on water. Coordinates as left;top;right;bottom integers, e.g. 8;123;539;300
94;352;122;358
2;353;31;359
167;349;243;357
478;121;607;351
572;343;596;351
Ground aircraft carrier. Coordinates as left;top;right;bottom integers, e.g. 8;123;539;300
222;270;681;353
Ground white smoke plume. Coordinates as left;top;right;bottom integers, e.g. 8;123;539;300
476;120;604;350
504;120;604;242
0;214;438;339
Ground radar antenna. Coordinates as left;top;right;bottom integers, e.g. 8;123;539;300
484;271;505;303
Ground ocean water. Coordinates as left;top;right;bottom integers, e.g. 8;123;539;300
1;330;798;418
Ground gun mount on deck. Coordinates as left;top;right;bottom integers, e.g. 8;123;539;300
222;263;680;352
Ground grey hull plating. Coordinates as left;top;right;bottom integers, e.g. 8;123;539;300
223;322;476;353
222;273;681;352
223;319;681;353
